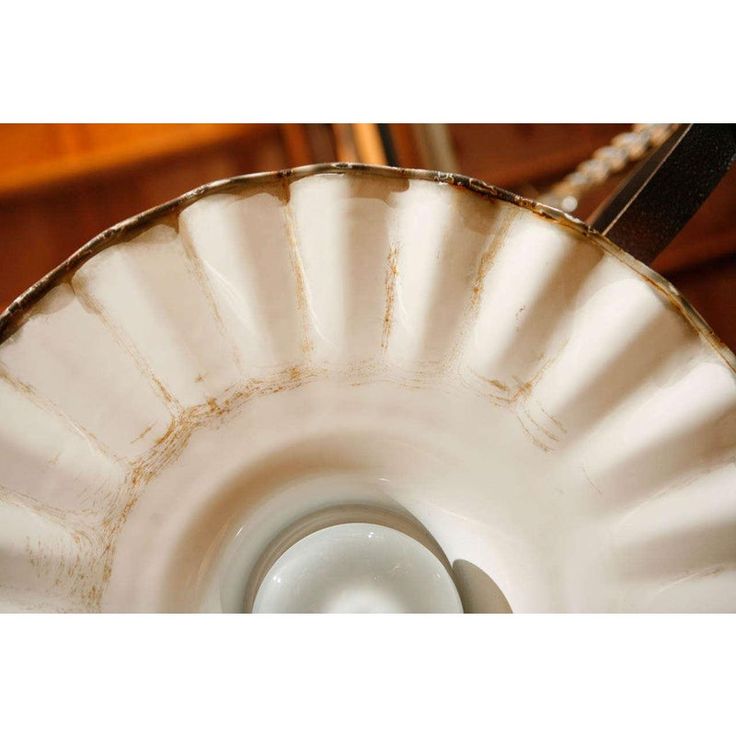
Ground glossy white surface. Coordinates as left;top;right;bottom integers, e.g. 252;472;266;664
252;523;463;613
0;166;734;612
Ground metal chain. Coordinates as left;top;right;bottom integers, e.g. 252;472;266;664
540;124;678;213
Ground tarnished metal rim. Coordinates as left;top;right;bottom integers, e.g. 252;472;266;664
1;162;734;374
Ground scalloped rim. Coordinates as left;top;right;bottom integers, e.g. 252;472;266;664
1;162;734;374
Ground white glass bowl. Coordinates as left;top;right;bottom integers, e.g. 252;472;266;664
0;163;734;612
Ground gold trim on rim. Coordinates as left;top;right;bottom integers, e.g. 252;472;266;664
1;162;734;374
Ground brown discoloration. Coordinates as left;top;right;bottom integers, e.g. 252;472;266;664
273;172;293;204
1;163;734;610
0;360;321;610
75;362;326;608
521;404;560;444
539;405;567;435
511;378;533;400
130;423;154;444
0;363;123;466
0;163;731;376
381;244;399;351
509;351;560;399
471;364;566;450
178;225;245;375
7;493;101;610
70;277;181;412
0;484;79;525
280;182;314;357
675;565;726;584
347;172;410;203
514;414;553;453
474;361;552;407
468;208;517;314
581;465;603;496
437;206;519;373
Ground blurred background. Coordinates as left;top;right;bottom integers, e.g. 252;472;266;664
0;124;734;347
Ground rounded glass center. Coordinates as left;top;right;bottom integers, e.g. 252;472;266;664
252;522;463;613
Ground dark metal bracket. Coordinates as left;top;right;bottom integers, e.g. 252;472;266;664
589;124;736;264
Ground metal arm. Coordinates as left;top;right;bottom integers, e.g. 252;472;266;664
589;124;736;263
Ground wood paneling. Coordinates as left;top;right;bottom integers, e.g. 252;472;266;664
667;255;736;350
0;124;272;198
448;124;630;189
0;124;288;307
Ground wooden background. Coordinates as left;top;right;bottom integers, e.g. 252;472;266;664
1;124;733;348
